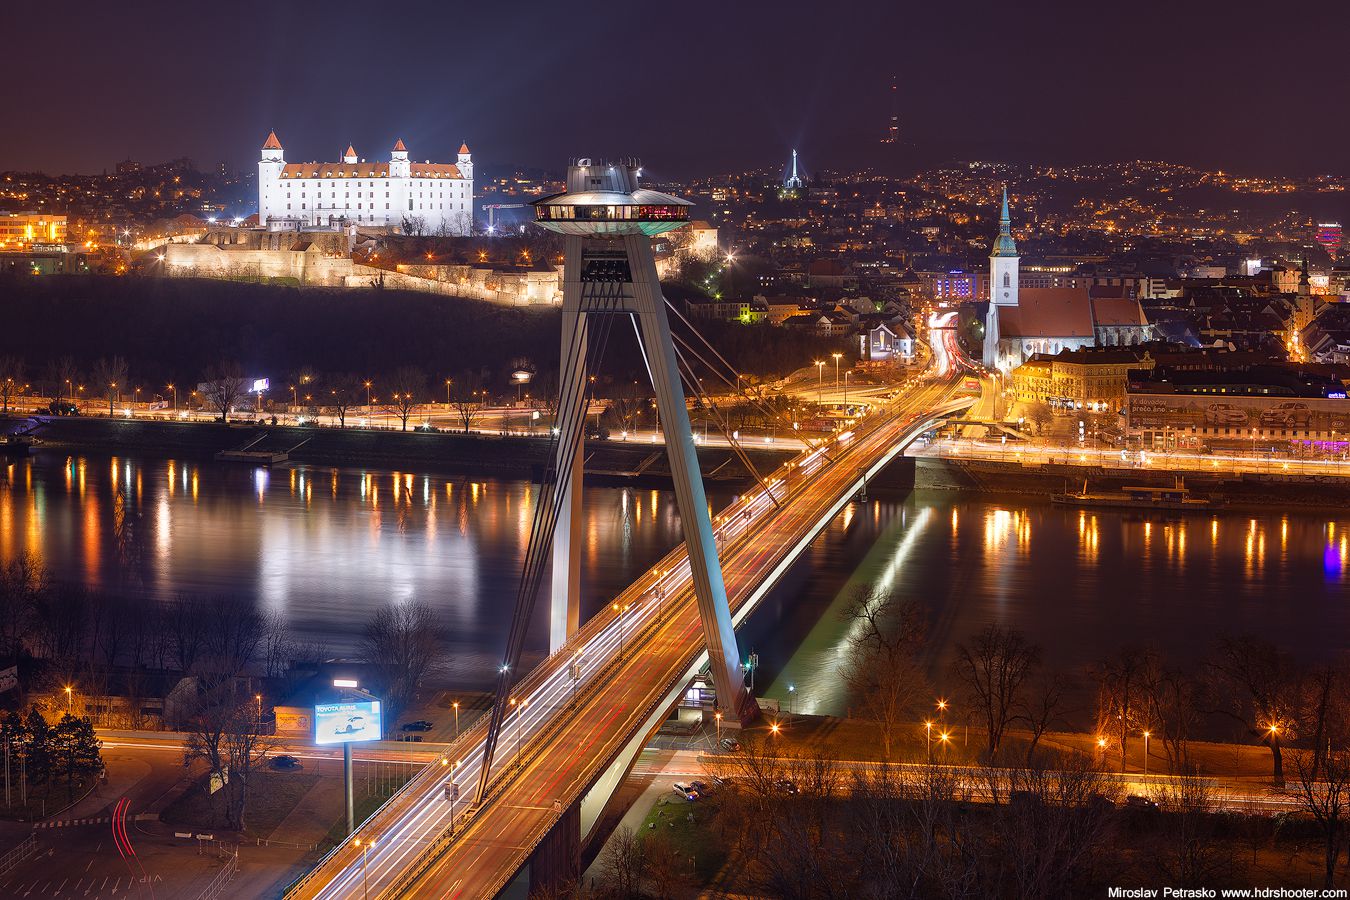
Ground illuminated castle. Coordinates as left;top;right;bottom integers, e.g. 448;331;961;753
257;131;473;234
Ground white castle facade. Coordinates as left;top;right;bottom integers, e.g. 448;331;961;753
257;131;473;234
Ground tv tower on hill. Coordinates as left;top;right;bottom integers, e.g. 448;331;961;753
881;74;899;144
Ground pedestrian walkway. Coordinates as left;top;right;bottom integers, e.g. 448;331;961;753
31;816;110;829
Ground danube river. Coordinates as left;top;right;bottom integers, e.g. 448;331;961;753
2;452;1347;701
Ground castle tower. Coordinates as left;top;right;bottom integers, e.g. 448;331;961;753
342;144;358;164
390;138;410;178
258;130;284;225
457;142;474;181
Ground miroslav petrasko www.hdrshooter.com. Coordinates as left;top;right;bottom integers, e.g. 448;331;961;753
1108;888;1349;898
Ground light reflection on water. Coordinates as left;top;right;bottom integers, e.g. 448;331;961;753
0;453;707;687
751;493;1350;719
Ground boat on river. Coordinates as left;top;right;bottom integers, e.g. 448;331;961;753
1052;478;1223;511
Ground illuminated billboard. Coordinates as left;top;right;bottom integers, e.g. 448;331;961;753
251;378;270;394
314;699;382;745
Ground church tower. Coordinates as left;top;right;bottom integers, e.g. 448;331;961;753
258;130;284;225
990;187;1019;307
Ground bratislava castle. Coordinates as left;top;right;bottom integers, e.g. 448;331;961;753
257;131;473;234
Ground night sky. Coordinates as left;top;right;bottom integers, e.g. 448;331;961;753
6;0;1347;178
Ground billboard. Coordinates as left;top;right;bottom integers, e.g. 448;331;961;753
1127;393;1350;436
314;699;382;745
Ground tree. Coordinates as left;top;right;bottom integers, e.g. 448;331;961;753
201;362;248;422
1016;669;1067;764
603;826;647;899
1148;766;1228;887
325;373;362;428
954;624;1039;762
183;681;271;830
449;369;484;434
1094;646;1149;774
1139;649;1200;773
49;714;103;800
386;366;426;431
839;587;927;760
360;603;443;728
24;707;52;785
0;551;45;662
0;356;24;414
1206;635;1299;787
1025;400;1053;436
1291;747;1350;889
91;356;128;416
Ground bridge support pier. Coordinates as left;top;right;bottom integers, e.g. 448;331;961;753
528;800;580;897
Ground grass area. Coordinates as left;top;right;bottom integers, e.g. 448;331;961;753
317;773;414;852
636;791;728;882
161;770;319;838
0;778;98;821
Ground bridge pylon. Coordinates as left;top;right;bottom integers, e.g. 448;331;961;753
538;159;753;724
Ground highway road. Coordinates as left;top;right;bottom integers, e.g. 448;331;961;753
287;369;969;900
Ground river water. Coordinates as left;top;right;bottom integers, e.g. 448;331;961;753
2;452;1347;704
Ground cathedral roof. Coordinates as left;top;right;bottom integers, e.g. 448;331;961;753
392;139;407;152
262;131;283;150
996;287;1095;339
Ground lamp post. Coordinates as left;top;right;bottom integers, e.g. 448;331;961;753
832;352;842;395
510;698;527;768
353;837;373;900
715;711;722;745
611;602;631;658
64;686;73;715
445;379;452;406
452;701;460;740
814;361;824;404
925;720;933;763
167;383;176;410
1143;730;1150;776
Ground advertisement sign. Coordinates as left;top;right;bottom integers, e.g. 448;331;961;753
314;699;382;745
1127;393;1350;434
251;378;270;394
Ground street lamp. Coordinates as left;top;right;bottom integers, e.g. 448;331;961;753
831;352;842;394
353;837;374;900
715;711;722;745
509;697;527;768
611;602;631;658
925;719;933;762
1142;730;1150;776
453;701;460;740
64;686;73;715
167;383;176;410
814;360;824;404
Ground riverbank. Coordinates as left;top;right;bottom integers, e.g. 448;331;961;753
1;414;793;485
913;454;1350;511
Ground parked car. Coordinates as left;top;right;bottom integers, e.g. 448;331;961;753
1260;402;1313;428
719;737;741;753
269;755;302;771
401;720;434;732
1125;794;1158;811
672;782;699;801
773;779;798;796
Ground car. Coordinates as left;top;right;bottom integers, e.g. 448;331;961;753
335;715;366;735
1125;794;1159;811
672;782;699;801
269;755;302;771
401;720;434;732
1204;403;1249;426
690;780;711;796
45;401;79;416
773;779;798;796
719;737;741;753
1260;402;1313;428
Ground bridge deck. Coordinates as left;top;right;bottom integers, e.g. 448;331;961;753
289;374;965;900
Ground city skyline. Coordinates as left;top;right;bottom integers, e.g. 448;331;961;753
5;0;1349;178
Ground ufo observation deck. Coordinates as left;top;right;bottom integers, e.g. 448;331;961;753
531;159;691;236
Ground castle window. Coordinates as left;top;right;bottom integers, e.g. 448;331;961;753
1003;272;1010;288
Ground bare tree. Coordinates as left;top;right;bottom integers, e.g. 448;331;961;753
324;373;361;427
603;826;647;899
0;356;24;414
385;366;426;431
1094;646;1149;774
450;369;484;433
360;602;443;728
91;356;128;416
1148;765;1228;887
1206;635;1299;787
201;362;249;422
1139;649;1200;773
1291;747;1350;889
1016;669;1067;764
954;624;1039;762
839;587;927;760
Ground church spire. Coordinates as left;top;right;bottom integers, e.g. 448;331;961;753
991;185;1018;258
